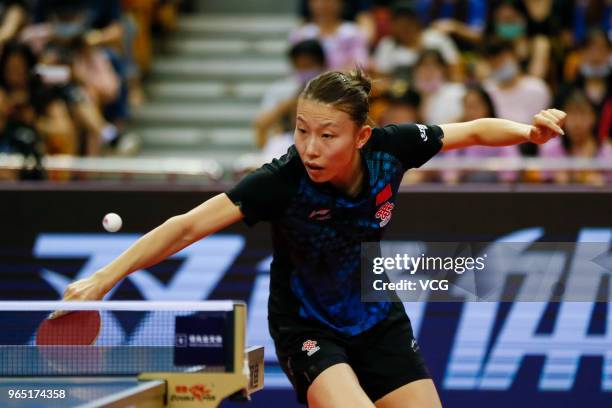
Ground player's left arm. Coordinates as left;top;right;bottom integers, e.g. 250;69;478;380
439;109;567;152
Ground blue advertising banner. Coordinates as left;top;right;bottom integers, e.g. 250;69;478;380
0;185;610;407
174;312;228;368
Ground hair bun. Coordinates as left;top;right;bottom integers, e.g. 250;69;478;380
346;69;372;96
300;69;372;126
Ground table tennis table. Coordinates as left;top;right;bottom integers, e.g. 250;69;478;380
0;301;264;408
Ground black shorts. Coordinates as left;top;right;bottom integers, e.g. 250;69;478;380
269;302;431;404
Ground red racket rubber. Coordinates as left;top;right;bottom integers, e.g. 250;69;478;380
35;311;101;346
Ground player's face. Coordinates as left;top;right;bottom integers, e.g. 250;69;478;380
294;98;365;185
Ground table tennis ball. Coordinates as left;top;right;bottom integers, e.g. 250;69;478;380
102;213;122;232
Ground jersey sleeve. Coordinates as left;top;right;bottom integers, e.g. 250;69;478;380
372;123;444;170
226;148;299;226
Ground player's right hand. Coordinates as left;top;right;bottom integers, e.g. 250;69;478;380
48;273;112;319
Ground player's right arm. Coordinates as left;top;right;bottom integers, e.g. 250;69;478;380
59;193;243;303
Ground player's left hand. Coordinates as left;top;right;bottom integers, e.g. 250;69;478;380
528;109;567;144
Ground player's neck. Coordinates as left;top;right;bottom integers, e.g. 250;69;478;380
330;151;364;198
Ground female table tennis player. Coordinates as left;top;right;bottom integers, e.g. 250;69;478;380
57;70;566;407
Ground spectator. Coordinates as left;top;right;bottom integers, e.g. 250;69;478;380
372;2;461;79
35;44;124;156
484;40;551;155
540;89;612;185
562;30;610;106
0;0;27;50
416;0;488;49
412;49;465;124
558;0;611;47
442;85;520;183
368;0;395;48
33;74;79;155
120;0;154;107
486;0;551;79
20;0;139;155
378;87;421;125
31;0;130;127
298;0;380;46
0;41;79;155
254;39;326;149
290;0;369;70
560;29;611;142
520;0;558;36
519;0;567;86
0;41;37;126
33;0;124;49
0;86;46;180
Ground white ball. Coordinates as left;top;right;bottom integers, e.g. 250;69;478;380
102;213;122;233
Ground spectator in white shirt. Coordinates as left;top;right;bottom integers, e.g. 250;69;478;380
373;3;461;80
412;49;465;125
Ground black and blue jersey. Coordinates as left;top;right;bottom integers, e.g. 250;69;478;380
227;124;444;336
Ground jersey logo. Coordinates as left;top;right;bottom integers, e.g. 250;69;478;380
375;202;395;227
302;339;320;356
417;124;428;141
376;184;392;206
308;208;331;221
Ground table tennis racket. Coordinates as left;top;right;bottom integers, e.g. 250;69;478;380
35;311;102;346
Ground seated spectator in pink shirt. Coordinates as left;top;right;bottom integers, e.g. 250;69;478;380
484;40;551;156
442;85;520;183
540;89;612;185
290;0;369;70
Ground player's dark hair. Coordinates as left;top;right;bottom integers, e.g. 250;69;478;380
300;69;372;127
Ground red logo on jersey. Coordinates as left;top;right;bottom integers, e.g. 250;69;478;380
301;339;320;356
376;184;392;206
375;202;395;227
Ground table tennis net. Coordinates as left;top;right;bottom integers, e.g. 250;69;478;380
0;308;235;376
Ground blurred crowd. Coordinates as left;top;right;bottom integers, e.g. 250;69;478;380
255;0;612;185
0;0;608;185
0;0;180;177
